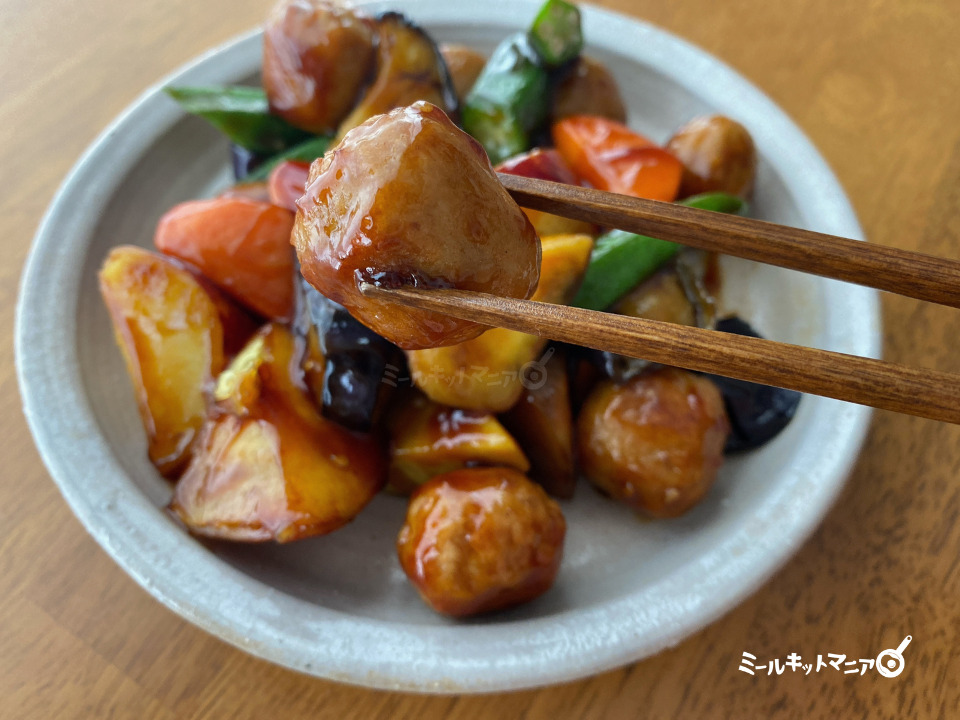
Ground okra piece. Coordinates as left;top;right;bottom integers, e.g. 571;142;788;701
528;0;583;67
462;34;550;164
572;192;745;311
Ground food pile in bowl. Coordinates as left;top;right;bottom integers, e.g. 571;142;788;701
99;0;800;618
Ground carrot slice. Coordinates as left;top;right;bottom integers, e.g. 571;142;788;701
155;197;296;321
552;115;682;202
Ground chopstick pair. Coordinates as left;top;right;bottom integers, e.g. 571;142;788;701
361;174;960;424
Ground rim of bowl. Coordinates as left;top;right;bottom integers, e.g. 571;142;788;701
16;0;880;693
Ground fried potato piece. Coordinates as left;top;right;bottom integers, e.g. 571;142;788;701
387;391;528;494
170;323;386;542
99;246;225;476
405;234;592;411
397;467;565;616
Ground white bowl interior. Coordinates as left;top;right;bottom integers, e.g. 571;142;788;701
20;0;879;691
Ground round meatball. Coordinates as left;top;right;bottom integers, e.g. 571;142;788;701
263;0;376;134
578;369;729;518
666;115;757;199
397;467;565;617
551;56;627;124
439;43;487;102
294;101;540;350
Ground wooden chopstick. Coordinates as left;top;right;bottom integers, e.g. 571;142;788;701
497;173;960;309
359;283;960;424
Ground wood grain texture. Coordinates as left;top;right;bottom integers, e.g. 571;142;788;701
499;173;960;309
2;0;959;718
361;283;960;423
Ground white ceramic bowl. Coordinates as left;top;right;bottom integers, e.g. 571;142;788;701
16;0;879;693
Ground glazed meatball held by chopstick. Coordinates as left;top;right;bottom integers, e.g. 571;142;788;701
292;101;541;350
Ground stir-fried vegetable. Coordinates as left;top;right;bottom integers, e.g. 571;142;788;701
528;0;583;67
99;247;227;476
386;392;529;494
704;317;802;452
462;34;551;164
165;86;311;153
553;115;683;201
154;197;297;321
170;324;386;542
243;134;333;182
572;192;744;311
335;12;459;141
304;283;404;433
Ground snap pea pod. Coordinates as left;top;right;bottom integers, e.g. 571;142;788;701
528;0;583;67
165;86;311;154
243;135;334;182
572;192;745;311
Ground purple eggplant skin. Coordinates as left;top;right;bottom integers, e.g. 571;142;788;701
706;316;801;453
302;280;405;433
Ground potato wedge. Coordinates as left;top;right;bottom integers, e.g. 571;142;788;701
501;348;576;498
99;246;225;476
170;323;386;542
387;391;529;494
406;234;593;411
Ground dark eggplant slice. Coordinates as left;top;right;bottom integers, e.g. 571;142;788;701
500;346;577;499
334;12;459;141
230;143;268;182
302;280;405;432
706;316;802;453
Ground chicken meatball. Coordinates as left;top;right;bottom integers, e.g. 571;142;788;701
294;101;540;349
578;368;729;517
665;114;757;199
397;467;565;616
263;0;376;134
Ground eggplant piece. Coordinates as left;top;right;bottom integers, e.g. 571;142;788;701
302;280;404;432
501;346;577;498
230;143;267;182
706;317;802;453
335;12;459;141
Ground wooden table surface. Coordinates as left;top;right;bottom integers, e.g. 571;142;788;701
3;0;959;717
